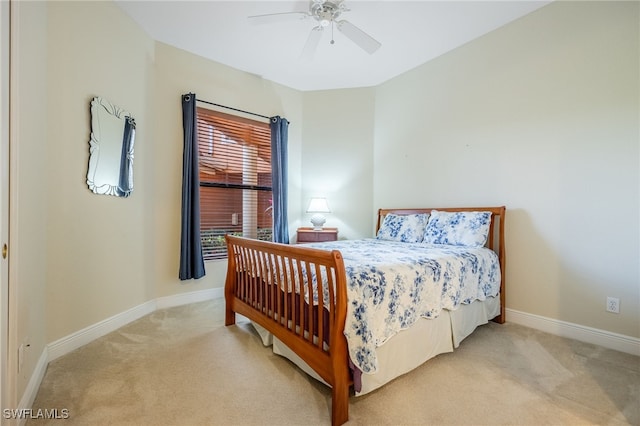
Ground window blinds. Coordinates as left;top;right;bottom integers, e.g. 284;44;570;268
196;107;273;259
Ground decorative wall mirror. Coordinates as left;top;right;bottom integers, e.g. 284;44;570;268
86;96;136;197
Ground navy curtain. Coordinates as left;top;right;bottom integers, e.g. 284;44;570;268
270;116;289;244
179;93;205;280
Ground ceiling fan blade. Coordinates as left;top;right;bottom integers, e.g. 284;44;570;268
248;11;310;25
300;26;323;61
336;20;381;54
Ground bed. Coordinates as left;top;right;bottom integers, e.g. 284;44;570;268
224;206;506;425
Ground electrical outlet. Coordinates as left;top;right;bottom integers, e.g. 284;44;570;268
606;297;620;314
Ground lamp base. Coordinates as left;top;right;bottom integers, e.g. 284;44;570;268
310;214;326;231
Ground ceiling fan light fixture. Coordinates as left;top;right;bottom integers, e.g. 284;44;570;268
311;1;343;25
249;0;380;59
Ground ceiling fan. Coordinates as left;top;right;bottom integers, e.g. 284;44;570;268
248;0;381;60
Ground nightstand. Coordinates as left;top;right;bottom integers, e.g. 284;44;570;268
296;227;338;244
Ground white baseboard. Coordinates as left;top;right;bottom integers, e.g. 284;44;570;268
22;297;637;419
19;289;224;416
47;289;223;362
156;287;223;310
506;308;640;357
16;347;49;426
47;300;156;362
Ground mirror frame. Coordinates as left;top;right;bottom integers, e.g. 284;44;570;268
86;96;136;197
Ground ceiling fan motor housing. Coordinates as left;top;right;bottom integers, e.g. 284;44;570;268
310;0;347;27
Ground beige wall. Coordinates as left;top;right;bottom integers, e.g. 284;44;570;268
40;1;305;337
300;89;375;239
151;42;303;297
44;1;155;344
373;1;639;338
14;0;304;399
11;0;638;406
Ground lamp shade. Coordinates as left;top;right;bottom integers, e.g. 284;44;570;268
306;198;330;230
306;197;331;213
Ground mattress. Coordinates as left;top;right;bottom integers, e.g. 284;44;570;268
299;238;501;374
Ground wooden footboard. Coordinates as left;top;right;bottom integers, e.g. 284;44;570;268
224;235;352;426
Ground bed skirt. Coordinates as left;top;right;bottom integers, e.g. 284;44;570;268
250;296;500;396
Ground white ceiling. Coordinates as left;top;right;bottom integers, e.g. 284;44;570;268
115;0;551;92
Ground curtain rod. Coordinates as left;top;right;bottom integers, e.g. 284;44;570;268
196;98;271;121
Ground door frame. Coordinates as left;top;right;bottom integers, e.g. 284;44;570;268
0;0;11;420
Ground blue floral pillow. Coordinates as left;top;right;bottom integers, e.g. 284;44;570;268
376;213;430;243
422;210;492;247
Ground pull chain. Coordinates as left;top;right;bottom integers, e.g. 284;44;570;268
330;21;335;45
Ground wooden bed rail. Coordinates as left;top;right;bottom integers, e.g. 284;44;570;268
224;235;352;425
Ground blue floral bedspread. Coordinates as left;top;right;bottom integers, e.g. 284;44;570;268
303;238;501;374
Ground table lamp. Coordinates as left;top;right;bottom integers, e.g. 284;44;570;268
306;197;331;230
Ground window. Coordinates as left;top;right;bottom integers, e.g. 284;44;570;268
196;107;273;260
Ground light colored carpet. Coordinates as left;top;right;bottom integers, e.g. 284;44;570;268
29;299;639;425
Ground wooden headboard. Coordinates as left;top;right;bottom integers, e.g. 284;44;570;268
377;206;506;323
377;206;505;252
